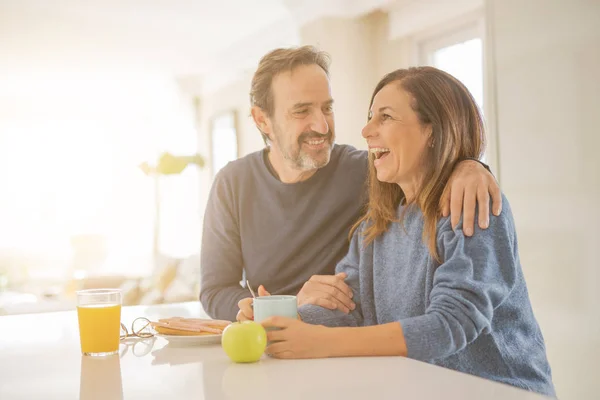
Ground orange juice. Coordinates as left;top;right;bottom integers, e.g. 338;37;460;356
77;304;121;355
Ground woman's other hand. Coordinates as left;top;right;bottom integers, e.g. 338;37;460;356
261;316;333;359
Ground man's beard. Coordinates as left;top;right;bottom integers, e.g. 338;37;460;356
272;128;334;171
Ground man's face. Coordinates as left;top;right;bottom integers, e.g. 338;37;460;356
267;64;335;170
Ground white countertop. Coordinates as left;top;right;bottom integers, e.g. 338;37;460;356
0;302;550;400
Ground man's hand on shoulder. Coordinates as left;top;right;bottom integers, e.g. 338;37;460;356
297;273;355;314
440;159;502;237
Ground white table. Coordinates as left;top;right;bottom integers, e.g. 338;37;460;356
0;302;551;400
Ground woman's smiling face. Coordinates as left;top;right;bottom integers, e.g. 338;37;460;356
361;82;432;193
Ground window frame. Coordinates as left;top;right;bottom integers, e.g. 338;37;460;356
418;22;482;66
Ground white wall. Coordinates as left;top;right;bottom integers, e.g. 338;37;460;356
488;0;600;398
374;16;413;79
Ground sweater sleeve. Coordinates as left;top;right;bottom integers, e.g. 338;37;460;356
199;168;249;321
399;197;519;361
298;225;364;327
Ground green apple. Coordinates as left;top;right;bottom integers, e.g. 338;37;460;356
221;321;267;363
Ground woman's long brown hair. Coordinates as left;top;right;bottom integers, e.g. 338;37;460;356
351;66;485;262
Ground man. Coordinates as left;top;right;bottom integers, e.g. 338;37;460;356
200;46;501;322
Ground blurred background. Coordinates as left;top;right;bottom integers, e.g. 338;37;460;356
0;0;598;398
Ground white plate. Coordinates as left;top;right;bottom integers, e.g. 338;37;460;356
156;333;222;346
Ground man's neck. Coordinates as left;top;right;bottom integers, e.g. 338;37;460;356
267;147;318;184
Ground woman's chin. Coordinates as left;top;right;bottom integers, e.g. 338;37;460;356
375;170;395;184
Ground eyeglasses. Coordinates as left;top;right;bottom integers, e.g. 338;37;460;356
120;317;155;340
119;317;156;358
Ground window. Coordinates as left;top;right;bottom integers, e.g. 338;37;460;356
210;111;239;177
419;22;487;162
430;38;483;111
0;72;201;281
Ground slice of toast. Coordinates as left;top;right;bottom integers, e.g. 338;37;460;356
153;326;217;336
151;317;232;336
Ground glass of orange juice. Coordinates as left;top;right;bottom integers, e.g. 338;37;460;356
76;289;122;356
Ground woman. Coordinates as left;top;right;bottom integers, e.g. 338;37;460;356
238;66;555;397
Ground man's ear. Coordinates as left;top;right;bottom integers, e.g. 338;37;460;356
251;106;272;138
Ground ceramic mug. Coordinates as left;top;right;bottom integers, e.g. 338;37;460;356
253;295;298;324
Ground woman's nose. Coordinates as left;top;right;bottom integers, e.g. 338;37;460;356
362;120;375;138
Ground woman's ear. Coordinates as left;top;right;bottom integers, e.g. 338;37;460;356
424;124;434;147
